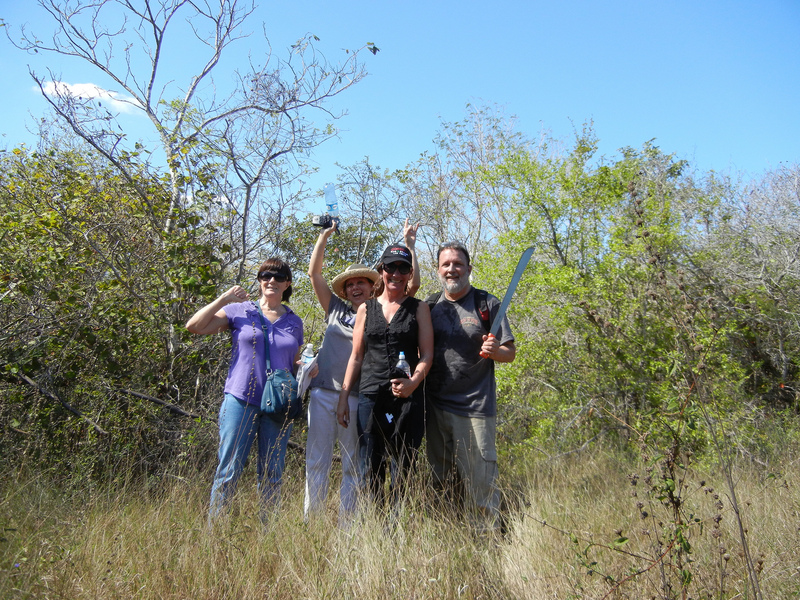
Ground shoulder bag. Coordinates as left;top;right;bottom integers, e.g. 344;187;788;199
256;303;301;422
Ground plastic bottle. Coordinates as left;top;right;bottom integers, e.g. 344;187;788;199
323;183;339;218
395;351;412;379
301;344;314;365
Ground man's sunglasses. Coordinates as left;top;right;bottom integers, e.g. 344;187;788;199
382;263;412;275
257;271;289;283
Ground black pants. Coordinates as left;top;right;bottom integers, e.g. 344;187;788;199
357;388;425;509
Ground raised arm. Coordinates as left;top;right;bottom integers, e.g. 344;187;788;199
308;222;337;314
185;286;248;335
404;218;422;297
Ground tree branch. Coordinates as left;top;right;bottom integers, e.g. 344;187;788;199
117;387;202;419
17;373;108;435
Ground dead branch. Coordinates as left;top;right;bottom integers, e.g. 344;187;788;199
118;387;201;419
17;373;108;436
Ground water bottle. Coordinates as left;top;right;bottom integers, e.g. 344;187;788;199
323;183;339;218
395;351;411;379
301;344;314;366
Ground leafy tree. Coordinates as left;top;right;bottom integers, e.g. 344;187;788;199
465;131;775;598
0;145;224;478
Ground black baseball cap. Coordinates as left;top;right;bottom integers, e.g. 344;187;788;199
380;244;412;266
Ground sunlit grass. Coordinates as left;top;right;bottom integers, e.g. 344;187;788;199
2;448;798;599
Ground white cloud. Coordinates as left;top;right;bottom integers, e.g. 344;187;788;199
40;81;142;114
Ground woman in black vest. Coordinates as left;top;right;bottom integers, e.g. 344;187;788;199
337;243;433;511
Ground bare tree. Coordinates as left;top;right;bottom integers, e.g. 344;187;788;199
700;163;800;390
7;0;372;238
398;103;527;273
6;0;374;359
334;158;408;264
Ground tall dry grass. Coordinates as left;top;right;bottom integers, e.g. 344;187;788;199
501;451;800;598
2;448;798;599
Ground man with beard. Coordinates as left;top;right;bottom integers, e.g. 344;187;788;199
426;241;516;534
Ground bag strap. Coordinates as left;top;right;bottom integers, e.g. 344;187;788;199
425;291;442;307
426;289;491;333
254;302;273;372
475;288;491;333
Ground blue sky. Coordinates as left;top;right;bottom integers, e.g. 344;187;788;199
1;0;798;211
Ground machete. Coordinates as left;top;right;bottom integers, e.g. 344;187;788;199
480;245;535;358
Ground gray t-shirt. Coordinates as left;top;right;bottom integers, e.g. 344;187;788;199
310;295;360;395
427;287;514;417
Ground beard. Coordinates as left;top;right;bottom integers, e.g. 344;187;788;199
439;273;469;296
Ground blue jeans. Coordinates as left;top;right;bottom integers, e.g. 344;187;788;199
209;393;294;519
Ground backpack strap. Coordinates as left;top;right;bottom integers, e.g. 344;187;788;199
425;291;442;307
475;288;491;333
427;289;491;333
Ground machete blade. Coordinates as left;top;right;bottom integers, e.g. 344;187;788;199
488;245;535;337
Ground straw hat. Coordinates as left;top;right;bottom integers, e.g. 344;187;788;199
330;264;380;299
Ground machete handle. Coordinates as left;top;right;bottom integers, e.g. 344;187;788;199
479;333;495;359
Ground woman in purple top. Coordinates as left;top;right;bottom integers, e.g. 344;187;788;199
186;258;304;520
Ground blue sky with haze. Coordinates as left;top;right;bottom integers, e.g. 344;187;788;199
1;0;798;212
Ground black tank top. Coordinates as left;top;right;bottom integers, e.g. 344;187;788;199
359;296;421;397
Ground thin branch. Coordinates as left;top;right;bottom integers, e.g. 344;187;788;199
17;373;108;435
118;387;202;419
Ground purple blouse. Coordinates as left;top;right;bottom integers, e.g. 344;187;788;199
222;301;303;405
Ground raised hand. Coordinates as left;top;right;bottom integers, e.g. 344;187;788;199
403;217;420;248
222;285;249;304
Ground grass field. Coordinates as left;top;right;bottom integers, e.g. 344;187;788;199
2;447;798;599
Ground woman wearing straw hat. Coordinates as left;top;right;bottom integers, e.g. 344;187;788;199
305;219;420;524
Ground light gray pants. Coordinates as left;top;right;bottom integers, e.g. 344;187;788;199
304;387;360;525
426;405;500;531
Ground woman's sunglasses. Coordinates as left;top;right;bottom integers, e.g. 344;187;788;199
257;271;289;283
382;262;412;275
